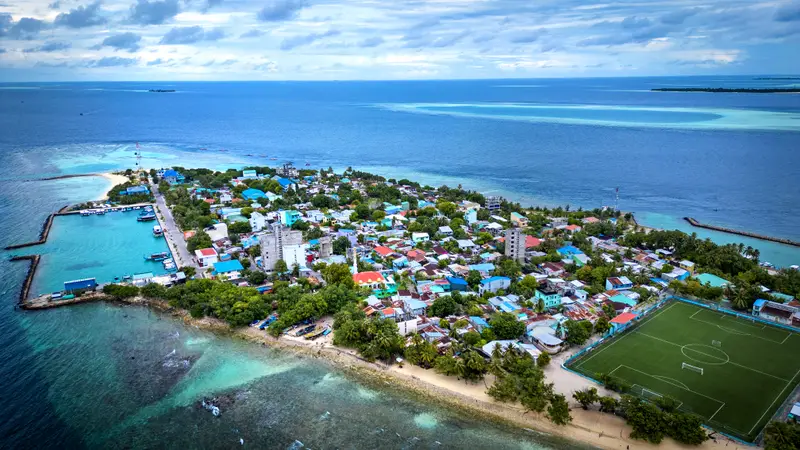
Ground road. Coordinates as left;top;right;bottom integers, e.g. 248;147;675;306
151;184;199;271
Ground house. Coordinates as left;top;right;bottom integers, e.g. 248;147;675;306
565;224;582;233
160;169;185;185
242;188;266;201
121;185;149;196
374;246;394;258
353;271;397;298
661;267;690;282
535;283;562;309
605;276;633;291
241;169;258;179
694;273;730;288
557;245;583;257
609;312;637;333
479;276;511;294
279;210;302;227
541;262;565;277
219;192;233;203
212;260;244;280
525;236;542;248
510;212;529;227
572;253;591;267
447;276;469;291
195;248;218;267
412;232;430;243
249;211;268;232
469;316;490;332
274;177;295;191
582;217;600;224
528;327;564;354
679;260;696;274
438;225;453;236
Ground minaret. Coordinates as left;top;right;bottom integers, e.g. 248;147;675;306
352;247;358;274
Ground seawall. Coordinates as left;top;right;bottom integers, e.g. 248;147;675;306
684;217;800;248
10;254;41;304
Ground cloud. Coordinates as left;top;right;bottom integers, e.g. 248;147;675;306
159;26;225;44
48;1;61;9
129;0;180;25
621;16;651;30
147;58;171;66
509;29;545;43
257;0;308;22
0;48;6;54
24;41;72;52
54;1;106;28
660;8;701;25
240;29;265;38
358;36;383;48
4;17;46;40
86;56;138;67
578;15;673;47
774;2;800;22
254;60;277;72
280;29;339;50
201;0;222;13
93;32;142;52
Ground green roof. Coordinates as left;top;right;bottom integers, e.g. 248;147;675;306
694;273;730;288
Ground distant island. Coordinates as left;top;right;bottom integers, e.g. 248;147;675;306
753;77;800;80
148;89;176;93
652;87;800;93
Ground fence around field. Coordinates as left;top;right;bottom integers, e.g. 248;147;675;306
560;295;793;446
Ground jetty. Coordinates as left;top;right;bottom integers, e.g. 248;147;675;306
10;255;40;304
21;291;106;310
4;212;59;250
684;217;800;247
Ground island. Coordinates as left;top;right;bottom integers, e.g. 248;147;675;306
652;87;800;93
148;89;176;93
753;77;800;80
9;163;800;449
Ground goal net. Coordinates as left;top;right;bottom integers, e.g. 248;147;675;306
631;384;664;401
711;340;722;347
682;362;704;375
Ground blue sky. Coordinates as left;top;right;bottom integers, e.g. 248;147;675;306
0;0;799;81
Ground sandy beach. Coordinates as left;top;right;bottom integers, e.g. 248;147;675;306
96;172;130;200
120;300;749;450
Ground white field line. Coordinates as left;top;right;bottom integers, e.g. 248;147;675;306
709;402;727;422
618;364;724;409
608;364;623;377
781;333;793;345
702;309;792;342
748;366;800;435
633;331;791;382
689;315;788;345
576;302;677;370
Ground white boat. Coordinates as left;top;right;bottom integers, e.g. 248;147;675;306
153;225;163;237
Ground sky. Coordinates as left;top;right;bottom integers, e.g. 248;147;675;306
0;0;799;81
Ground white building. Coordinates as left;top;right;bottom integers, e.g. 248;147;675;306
195;248;218;268
249;211;268;232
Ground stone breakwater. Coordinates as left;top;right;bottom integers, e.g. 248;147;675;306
684;217;800;247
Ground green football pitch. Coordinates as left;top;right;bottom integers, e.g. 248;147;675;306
567;300;800;442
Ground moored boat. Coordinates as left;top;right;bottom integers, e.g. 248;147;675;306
153;225;163;237
138;213;156;222
145;251;169;261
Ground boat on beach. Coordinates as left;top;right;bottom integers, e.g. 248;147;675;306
304;325;328;340
293;324;316;337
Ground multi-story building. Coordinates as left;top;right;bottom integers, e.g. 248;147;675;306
318;235;332;259
505;227;527;263
485;195;502;212
259;223;303;271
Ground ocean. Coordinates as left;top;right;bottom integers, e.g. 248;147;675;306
0;76;798;448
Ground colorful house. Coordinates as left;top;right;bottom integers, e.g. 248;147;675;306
479;276;511;294
353;271;397;298
279;210;302;227
242;188;266;201
605;276;633;291
535;284;562;309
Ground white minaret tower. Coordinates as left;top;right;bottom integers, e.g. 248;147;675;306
351;247;358;274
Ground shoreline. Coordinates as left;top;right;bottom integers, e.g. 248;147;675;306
115;296;747;450
97;172;130;200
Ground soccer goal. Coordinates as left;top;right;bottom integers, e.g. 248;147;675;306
712;340;722;347
631;384;664;401
682;362;704;375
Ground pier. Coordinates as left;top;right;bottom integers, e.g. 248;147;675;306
4;211;60;250
21;291;106;310
684;217;800;247
10;255;41;304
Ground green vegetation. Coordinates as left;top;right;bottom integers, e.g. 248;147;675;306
163;186;216;230
160;279;269;326
764;421;800;450
103;283;139;299
107;182;153;205
567;300;800;442
333;304;405;362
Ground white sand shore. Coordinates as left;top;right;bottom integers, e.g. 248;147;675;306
123;299;750;450
96;172;130;200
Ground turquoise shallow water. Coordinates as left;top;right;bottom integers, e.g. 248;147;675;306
20;212;171;295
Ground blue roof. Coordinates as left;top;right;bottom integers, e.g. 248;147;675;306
754;299;768;308
407;299;427;310
163;169;179;177
470;316;489;326
447;276;468;285
125;185;149;195
213;260;244;274
242;188;266;200
481;276;510;285
694;273;730;288
469;263;495;273
557;245;583;255
276;177;294;187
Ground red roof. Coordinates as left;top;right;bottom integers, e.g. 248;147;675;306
374;246;393;257
353;271;385;285
610;312;637;325
525;236;542;248
197;248;217;257
565;224;581;231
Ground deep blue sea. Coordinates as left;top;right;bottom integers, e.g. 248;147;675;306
0;76;798;448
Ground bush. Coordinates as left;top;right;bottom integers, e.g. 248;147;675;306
103;284;139;300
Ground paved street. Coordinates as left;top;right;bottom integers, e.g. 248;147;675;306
151;184;198;270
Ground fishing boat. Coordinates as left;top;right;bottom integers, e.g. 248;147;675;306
145;252;169;261
304;326;328;340
293;324;316;337
138;213;156;222
163;259;176;271
153;225;163;237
